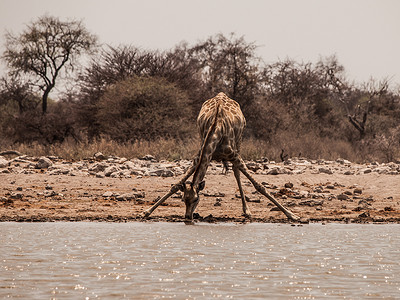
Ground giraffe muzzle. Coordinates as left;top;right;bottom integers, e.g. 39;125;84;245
184;201;198;224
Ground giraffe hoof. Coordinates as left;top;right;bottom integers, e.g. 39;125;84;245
184;219;195;225
141;210;151;219
242;213;252;219
288;213;301;222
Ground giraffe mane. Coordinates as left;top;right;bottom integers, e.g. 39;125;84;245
192;101;221;186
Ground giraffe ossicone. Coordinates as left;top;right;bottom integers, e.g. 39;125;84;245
142;92;300;223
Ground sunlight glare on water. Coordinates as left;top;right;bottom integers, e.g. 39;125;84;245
0;222;399;299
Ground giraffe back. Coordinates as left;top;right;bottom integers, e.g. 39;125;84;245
197;92;246;161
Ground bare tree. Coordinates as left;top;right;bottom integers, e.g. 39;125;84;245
328;68;389;139
2;15;97;114
190;33;261;107
0;75;39;114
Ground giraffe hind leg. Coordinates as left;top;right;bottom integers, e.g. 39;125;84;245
222;161;230;174
233;165;251;218
234;156;300;221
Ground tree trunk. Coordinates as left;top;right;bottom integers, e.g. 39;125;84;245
42;87;52;114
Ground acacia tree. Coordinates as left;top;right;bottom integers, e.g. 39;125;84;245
2;15;97;114
190;33;261;108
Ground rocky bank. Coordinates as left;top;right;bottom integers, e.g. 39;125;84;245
1;153;399;223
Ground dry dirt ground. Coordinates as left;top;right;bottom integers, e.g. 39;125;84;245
1;155;400;224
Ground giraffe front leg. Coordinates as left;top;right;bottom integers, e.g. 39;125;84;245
235;156;300;221
142;187;178;218
142;162;197;218
233;166;251;218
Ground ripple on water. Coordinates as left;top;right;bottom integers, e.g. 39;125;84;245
0;222;399;299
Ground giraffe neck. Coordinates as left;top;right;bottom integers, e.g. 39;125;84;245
192;102;221;187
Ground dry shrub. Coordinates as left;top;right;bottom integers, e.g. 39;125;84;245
96;76;196;142
270;131;358;161
240;132;359;162
365;126;400;162
244;97;290;140
1;100;78;144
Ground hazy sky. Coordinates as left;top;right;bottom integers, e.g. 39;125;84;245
0;0;399;85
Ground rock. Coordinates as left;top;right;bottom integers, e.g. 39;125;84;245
344;170;354;175
10;192;23;199
246;198;261;203
130;168;146;176
35;157;53;169
161;170;175;177
358;199;372;206
298;199;324;206
110;171;121;178
337;158;351;165
48;167;71;175
148;169;163;176
43;190;57;197
374;167;388;174
270;206;281;211
45;185;53;190
0;156;9;168
141;154;156;161
119;170;132;178
94;152;106;160
337;193;349;200
299;191;309;198
246;162;262;172
235;194;250;201
132;191;145;198
353;188;362;195
148;168;175;177
362;168;372;174
314;187;324;193
214;198;223;206
204;191;226;197
267;168;280;175
0;197;13;205
116;192;138;201
172;167;184;176
102;191;114;198
358;211;370;218
104;165;120;177
319;167;333;174
123;161;136;170
284;182;294;189
89;162;108;173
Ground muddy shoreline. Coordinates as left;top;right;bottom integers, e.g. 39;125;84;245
1;154;400;224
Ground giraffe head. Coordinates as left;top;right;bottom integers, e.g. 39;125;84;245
177;180;205;223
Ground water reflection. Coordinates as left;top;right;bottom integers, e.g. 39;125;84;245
1;222;399;299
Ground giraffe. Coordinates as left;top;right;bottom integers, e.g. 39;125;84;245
142;92;299;223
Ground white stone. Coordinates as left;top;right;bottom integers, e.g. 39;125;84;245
0;156;8;168
35;157;53;169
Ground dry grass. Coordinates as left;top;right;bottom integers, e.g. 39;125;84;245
0;137;199;161
1;135;397;163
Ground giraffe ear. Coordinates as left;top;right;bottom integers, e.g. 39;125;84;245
198;181;205;191
176;183;185;192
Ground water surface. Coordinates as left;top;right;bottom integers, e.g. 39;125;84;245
1;222;399;299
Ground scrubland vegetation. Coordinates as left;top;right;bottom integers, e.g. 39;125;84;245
1;16;399;162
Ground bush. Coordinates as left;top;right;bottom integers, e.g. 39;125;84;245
96;76;196;141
